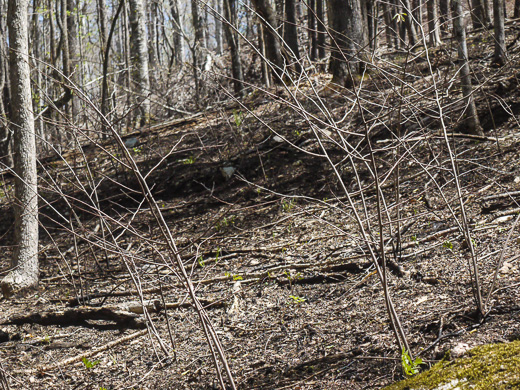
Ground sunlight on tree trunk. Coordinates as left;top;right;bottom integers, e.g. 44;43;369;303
128;0;151;127
451;0;483;135
0;15;11;167
2;0;39;297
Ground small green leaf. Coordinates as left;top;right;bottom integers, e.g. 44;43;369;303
443;240;453;250
288;295;306;304
82;357;100;369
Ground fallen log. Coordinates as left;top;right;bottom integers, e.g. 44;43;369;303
1;307;145;329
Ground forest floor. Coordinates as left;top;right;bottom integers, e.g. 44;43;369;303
1;27;520;390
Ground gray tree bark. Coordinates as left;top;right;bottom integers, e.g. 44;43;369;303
191;0;204;97
101;0;125;138
327;0;366;87
439;0;449;35
470;0;489;29
451;0;483;135
128;0;151;126
308;0;317;60
365;0;377;49
382;1;399;48
2;0;39;297
284;0;302;73
215;0;223;55
67;0;79;120
257;22;271;86
493;0;506;66
148;0;159;81
169;0;184;64
402;0;418;46
412;0;423;29
223;0;245;96
97;0;108;53
47;0;57;65
0;7;12;167
43;0;73;138
316;0;326;59
427;0;441;46
123;1;132;130
482;0;491;24
251;0;284;82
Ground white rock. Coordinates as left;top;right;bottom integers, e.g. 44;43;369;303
451;343;470;358
221;166;235;179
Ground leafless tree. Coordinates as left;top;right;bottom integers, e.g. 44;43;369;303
493;0;507;66
451;0;483;135
284;0;302;73
251;0;284;82
0;5;11;167
128;0;151;126
1;0;39;297
427;0;441;46
222;0;245;96
327;0;366;87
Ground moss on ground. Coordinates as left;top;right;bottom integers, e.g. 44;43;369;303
384;340;520;390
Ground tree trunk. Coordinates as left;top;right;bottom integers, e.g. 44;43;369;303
215;0;223;55
258;22;271;87
308;0;317;60
493;0;506;66
223;0;245;95
101;0;124;138
250;0;284;82
54;0;73;132
123;1;132;131
0;5;12;167
439;0;449;35
2;0;39;297
284;0;302;73
451;0;483;135
412;0;423;28
128;0;151;126
169;0;184;64
383;0;399;48
402;0;418;46
316;0;326;59
482;0;491;24
203;7;210;50
148;0;159;83
427;0;441;46
97;0;108;53
31;0;46;151
47;0;57;65
191;0;204;97
470;0;487;29
398;0;407;43
155;3;163;66
327;0;366;87
66;0;79;120
366;0;377;49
